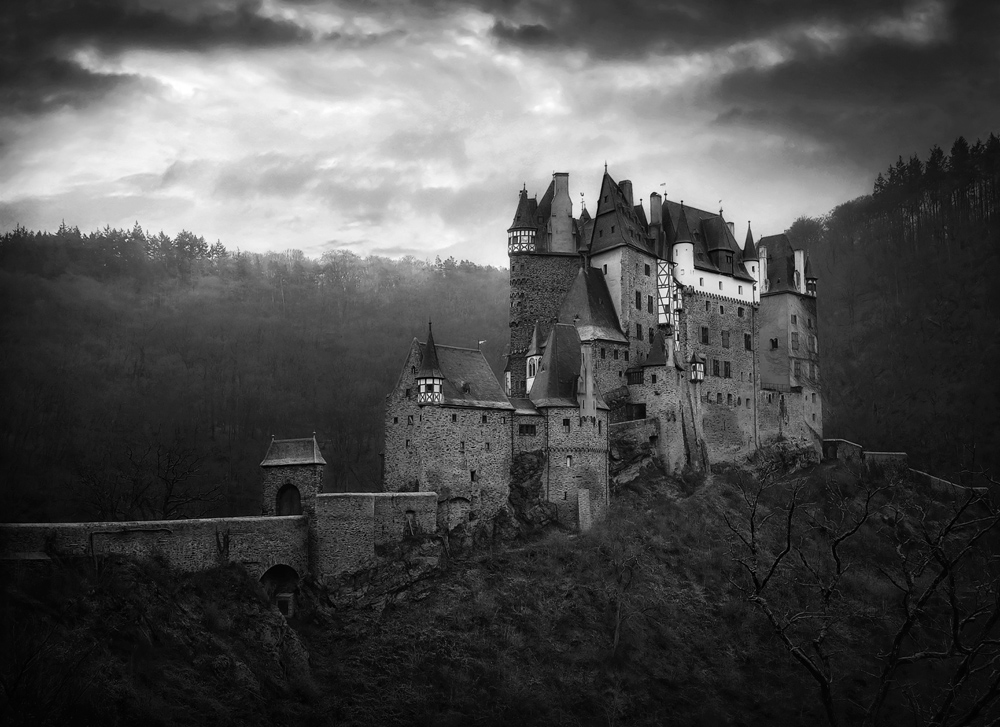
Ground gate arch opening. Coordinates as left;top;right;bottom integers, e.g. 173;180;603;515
259;563;299;617
276;483;302;515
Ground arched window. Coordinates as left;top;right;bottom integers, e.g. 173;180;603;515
276;484;302;516
566;455;573;467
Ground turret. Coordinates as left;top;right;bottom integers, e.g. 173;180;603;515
805;256;817;296
525;320;544;393
416;322;445;405
671;203;695;288
508;187;537;254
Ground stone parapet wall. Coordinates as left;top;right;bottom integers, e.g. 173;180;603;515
822;439;863;464
864;451;909;467
0;515;308;580
316;494;375;577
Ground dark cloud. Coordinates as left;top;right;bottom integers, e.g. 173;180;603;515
708;0;1000;167
0;0;312;115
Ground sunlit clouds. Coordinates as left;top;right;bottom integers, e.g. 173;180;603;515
1;0;996;266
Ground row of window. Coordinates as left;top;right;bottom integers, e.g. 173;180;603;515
793;361;820;379
705;392;752;408
600;347;629;361
789;332;818;352
635;291;656;314
700;326;754;351
698;277;747;295
790;313;815;328
395;413;506;425
704;301;746;318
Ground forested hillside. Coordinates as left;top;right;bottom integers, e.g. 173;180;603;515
0;225;509;522
790;134;1000;480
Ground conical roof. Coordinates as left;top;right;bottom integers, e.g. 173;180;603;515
674;203;693;244
529;324;582;407
557;267;628;343
527;320;545;357
417;321;444;378
642;329;667;367
508;187;538;231
805;255;815;279
742;222;758;261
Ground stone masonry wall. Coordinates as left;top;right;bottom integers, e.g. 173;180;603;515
543;406;609;527
0;515;309;581
613;247;659;364
509;252;582;396
372;492;437;545
315;494;375;577
677;287;758;462
513;412;545;454
588;340;632;396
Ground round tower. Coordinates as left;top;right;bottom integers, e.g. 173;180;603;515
671;203;695;287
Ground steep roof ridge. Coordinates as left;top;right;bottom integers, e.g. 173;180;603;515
508;187;538;231
557;267;628;343
526;320;545;357
588;172;654;255
417;322;444;378
742;222;758;261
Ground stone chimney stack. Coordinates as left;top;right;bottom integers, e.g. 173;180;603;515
550;172;574;253
649;192;662;227
619;179;633;208
726;221;735;236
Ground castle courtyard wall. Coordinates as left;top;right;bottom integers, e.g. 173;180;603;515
543;407;609;526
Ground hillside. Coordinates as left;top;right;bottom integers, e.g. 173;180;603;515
5;453;997;726
791;133;1000;480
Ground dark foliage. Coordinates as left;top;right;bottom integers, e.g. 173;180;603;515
0;224;509;521
789;132;1000;481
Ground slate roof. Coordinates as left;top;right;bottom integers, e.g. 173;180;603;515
509;397;540;415
261;435;326;467
759;233;798;294
508;188;539;231
417;322;444;379
663;199;758;281
742;223;758;261
527;321;545;357
529;324;579;408
642;329;668;367
589;172;654;256
416;342;514;409
558;267;628;343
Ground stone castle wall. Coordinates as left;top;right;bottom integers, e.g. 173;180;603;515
0;515;309;580
508;253;582;396
542;406;609;526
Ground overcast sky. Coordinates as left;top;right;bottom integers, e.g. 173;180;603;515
1;0;997;267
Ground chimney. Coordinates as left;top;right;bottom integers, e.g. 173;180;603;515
649;192;662;227
726;221;735;236
549;172;574;253
619;179;633;208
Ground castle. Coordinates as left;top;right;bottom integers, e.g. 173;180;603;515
383;169;822;529
0;168;822;610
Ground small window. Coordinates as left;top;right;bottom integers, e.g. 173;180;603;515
812;393;817;403
407;415;414;425
518;424;537;436
460;441;465;451
794;361;802;376
647;295;654;314
485;442;491;451
648;329;654;343
452;414;457;422
737;397;742;406
712;359;720;377
724;361;732;378
598;421;602;434
624;351;629;361
744;333;752;351
808;318;813;328
627;370;644;385
770;338;778;350
406;439;410;447
813;413;817;421
738;286;743;295
722;331;730;348
718;281;723;290
411;366;416;374
651;374;657;384
405;388;412;398
791;332;800;350
746;399;750;409
566;455;573;467
727;393;733;406
705;301;710;311
481;414;488;424
717;393;723;404
562;418;571;433
601;348;606;359
699;277;704;286
636;323;643;340
636;291;642;310
603;264;608;274
393;417;399;424
644;264;650;276
470;470;477;482
791;314;797;325
614;349;619;360
737;307;744;318
701;326;710;344
720;305;725;315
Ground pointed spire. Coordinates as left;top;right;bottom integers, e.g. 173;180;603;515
418;320;444;378
526;320;544;357
674;203;693;244
742;221;758;261
643;329;667;367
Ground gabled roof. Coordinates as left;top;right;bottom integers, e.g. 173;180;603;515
261;435;326;467
529;324;583;408
588;172;654;256
558;267;628;343
416;342;514;409
417;322;444;378
642;329;668;367
758;233;798;294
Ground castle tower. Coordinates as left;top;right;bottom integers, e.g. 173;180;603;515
415;321;444;405
525;320;544;393
671;204;695;290
507;174;584;397
742;223;760;304
260;435;326;571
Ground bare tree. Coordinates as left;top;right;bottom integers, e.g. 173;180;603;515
724;466;1000;727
